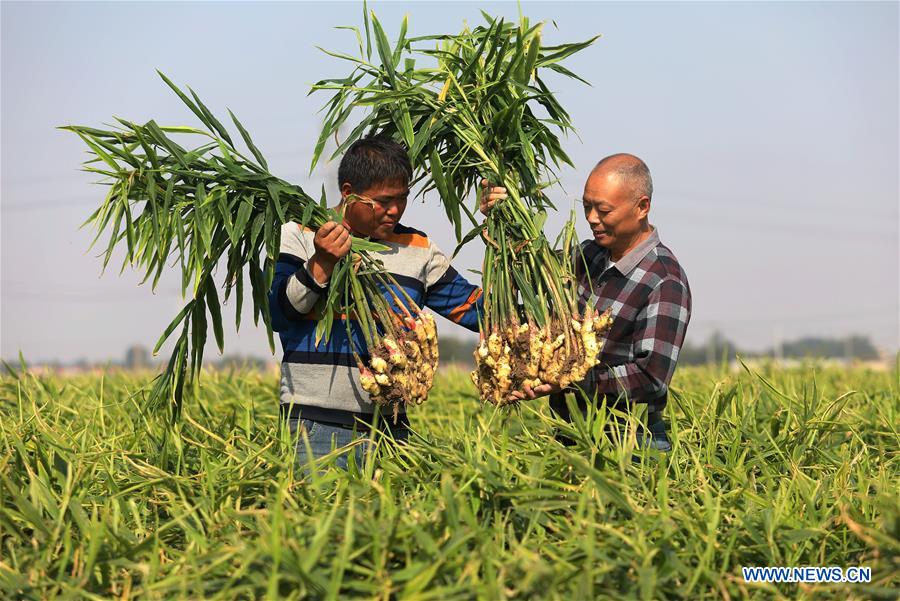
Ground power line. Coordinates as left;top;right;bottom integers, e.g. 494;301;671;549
2;198;98;212
662;187;899;222
6;193;899;242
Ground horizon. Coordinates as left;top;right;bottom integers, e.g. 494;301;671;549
6;331;890;368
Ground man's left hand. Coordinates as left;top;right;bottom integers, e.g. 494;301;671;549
479;178;507;215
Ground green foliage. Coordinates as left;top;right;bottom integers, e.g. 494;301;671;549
312;9;599;331
61;73;407;420
1;365;897;599
312;12;595;219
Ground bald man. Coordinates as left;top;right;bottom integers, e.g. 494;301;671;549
482;154;692;451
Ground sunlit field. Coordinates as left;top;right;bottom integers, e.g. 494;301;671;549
1;363;897;599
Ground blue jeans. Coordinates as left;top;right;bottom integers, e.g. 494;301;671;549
287;418;409;471
635;412;672;452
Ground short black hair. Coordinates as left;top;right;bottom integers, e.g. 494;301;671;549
338;136;413;193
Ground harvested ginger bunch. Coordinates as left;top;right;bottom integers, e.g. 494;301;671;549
471;308;612;406
359;312;439;421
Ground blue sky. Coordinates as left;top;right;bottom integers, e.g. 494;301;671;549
2;1;898;363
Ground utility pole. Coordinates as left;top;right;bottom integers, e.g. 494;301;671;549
844;336;854;365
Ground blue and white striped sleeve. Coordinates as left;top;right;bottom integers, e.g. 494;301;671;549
421;241;483;332
268;224;326;332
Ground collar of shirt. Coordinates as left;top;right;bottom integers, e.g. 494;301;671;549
599;227;661;277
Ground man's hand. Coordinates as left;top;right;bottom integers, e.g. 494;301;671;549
507;381;562;403
479;178;507;215
307;221;351;285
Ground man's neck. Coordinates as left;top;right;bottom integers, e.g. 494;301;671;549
609;225;653;263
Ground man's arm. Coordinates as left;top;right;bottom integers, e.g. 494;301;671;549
421;243;483;333
592;277;691;403
418;179;506;330
267;222;351;332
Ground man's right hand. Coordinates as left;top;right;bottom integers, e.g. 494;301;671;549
307;221;352;285
508;381;561;403
479;178;508;215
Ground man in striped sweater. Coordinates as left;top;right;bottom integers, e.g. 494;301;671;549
268;137;483;468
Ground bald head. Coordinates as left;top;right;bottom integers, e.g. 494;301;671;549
591;153;653;200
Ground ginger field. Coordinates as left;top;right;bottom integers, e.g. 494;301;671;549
1;364;898;599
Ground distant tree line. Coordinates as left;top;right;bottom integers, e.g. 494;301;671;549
438;337;478;367
3;333;885;375
678;332;881;365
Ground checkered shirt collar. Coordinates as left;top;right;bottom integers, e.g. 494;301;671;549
592;227;661;277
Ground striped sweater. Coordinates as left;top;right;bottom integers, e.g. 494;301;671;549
268;222;483;426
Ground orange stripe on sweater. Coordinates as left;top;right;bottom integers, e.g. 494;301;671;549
448;289;482;324
304;311;354;321
380;232;429;248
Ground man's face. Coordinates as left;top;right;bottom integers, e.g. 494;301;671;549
341;178;409;239
582;170;649;256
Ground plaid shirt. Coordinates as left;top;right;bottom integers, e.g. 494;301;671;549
574;228;691;411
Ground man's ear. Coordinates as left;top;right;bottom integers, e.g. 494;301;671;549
340;182;353;202
637;196;651;219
